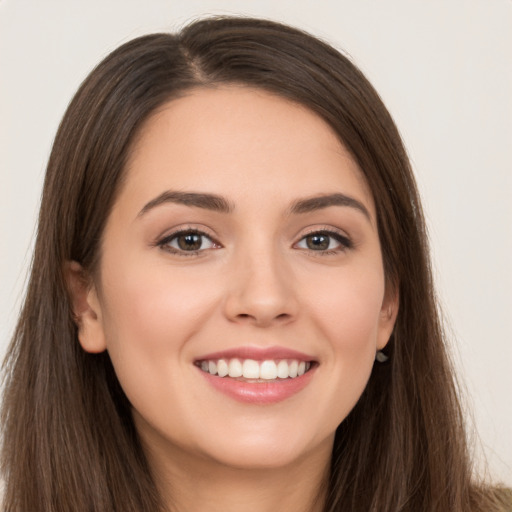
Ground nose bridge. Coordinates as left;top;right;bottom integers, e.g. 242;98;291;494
223;231;298;326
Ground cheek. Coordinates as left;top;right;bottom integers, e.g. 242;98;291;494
308;264;385;353
101;260;218;345
97;262;220;394
97;263;225;439
300;263;385;425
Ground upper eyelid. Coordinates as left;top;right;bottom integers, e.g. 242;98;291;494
156;225;219;243
297;226;351;240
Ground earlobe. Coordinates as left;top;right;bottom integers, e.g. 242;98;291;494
65;261;107;353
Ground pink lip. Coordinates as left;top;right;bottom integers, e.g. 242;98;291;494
197;367;316;404
195;345;316;363
194;345;317;405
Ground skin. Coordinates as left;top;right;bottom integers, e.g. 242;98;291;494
69;86;398;512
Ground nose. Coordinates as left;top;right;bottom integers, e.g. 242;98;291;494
223;247;299;328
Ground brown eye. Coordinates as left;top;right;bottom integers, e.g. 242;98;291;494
159;230;217;254
296;230;352;253
305;234;330;250
177;233;203;251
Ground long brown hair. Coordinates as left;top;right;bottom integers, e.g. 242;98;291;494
2;16;510;512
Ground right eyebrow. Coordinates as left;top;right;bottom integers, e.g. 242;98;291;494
137;190;234;217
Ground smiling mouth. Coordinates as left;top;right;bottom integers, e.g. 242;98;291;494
195;358;314;381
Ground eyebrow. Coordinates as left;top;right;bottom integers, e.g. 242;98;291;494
138;190;371;221
288;193;371;220
138;190;234;217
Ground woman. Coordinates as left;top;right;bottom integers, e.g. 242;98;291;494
1;16;510;512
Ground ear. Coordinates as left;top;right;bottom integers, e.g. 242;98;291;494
65;261;107;353
377;283;399;350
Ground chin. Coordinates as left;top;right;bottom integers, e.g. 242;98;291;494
195;427;334;471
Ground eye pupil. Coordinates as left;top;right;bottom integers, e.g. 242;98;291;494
307;234;329;250
178;233;202;251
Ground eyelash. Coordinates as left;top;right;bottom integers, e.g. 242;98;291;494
157;228;220;256
156;228;353;256
296;229;353;256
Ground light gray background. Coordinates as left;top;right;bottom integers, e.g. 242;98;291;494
1;0;511;485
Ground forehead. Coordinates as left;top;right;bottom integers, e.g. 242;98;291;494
121;85;375;217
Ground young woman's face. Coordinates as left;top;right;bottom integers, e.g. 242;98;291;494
78;86;397;471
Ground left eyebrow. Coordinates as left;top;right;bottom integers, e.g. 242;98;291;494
288;193;372;221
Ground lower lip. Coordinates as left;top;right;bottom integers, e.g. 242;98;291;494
197;366;316;404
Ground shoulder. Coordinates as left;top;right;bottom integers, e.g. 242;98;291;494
470;484;512;512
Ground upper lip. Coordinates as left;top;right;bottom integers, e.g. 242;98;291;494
195;345;317;362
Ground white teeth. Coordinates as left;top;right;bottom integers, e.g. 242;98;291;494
242;359;260;379
217;359;229;377
228;358;243;378
198;358;313;380
260;360;278;380
277;360;289;379
288;360;298;378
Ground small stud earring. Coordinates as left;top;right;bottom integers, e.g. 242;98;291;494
375;351;389;363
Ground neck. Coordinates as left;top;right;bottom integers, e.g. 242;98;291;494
145;437;332;512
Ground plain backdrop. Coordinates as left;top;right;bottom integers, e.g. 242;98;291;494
1;0;511;485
